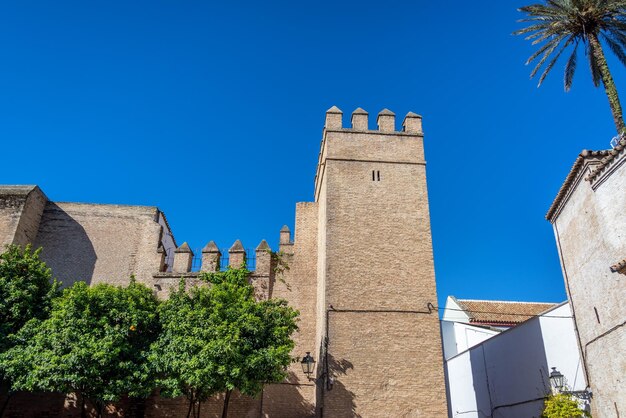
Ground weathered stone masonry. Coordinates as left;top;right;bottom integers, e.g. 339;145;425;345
0;106;449;417
547;139;626;418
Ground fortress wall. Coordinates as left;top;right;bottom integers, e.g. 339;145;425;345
33;202;162;288
262;202;318;416
0;186;47;248
4;390;261;418
0;106;450;417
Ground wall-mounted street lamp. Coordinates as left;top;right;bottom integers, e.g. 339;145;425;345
301;352;334;390
548;367;565;391
549;367;592;400
301;352;316;380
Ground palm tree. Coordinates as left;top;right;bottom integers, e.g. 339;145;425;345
515;0;626;135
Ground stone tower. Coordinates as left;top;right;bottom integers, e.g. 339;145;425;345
313;106;448;417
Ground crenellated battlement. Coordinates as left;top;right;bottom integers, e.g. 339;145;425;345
162;226;293;274
152;224;293;299
315;106;426;202
324;106;422;135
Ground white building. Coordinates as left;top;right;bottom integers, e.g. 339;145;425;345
441;296;557;359
444;302;587;418
546;144;626;417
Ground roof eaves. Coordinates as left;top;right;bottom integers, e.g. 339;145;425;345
470;319;519;327
586;138;626;182
610;258;626;274
453;298;474;320
546;150;610;222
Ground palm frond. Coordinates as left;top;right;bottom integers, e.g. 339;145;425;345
605;27;626;48
517;0;626;94
605;0;626;8
565;42;579;90
538;38;573;86
605;20;626;31
602;33;626;65
527;36;563;66
532;26;566;44
514;22;554;36
546;0;572;13
525;31;548;41
520;3;569;16
530;36;566;78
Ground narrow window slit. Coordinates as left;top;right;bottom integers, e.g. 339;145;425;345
377;171;380;181
372;171;375;181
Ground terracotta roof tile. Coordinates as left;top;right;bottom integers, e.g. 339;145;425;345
586;138;626;182
610;258;626;274
456;299;557;326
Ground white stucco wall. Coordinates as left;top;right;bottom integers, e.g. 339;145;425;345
442;296;472;323
441;320;499;360
551;152;626;417
445;303;586;418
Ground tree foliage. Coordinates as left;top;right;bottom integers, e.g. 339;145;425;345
515;0;626;134
0;244;59;352
0;279;160;417
542;394;590;418
150;268;298;418
0;244;59;415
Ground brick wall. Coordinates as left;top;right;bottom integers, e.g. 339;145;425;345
262;202;319;416
33;202;162;288
3;390;260;418
0;186;47;248
313;108;448;417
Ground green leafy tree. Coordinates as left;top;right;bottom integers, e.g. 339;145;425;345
515;0;626;135
150;268;298;418
0;244;59;415
0;279;159;418
542;393;590;417
0;244;59;351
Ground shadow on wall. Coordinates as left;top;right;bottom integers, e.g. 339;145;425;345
33;203;97;287
468;318;550;418
3;391;69;418
261;371;315;417
325;353;360;418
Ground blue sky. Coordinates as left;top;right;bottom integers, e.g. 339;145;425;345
0;1;622;309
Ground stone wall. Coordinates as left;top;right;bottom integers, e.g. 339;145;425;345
261;202;319;417
3;390;260;418
33;202;162;288
548;144;626;418
0;185;47;248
